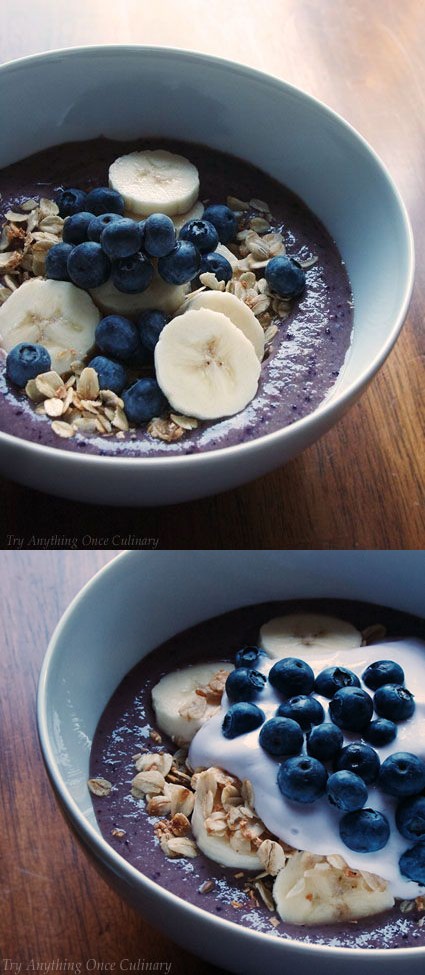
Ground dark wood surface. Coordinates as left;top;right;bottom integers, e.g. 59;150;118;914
0;0;424;549
0;550;223;972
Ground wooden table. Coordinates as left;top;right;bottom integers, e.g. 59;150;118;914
1;0;424;547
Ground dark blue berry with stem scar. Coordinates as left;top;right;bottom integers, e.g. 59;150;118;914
222;702;265;739
123;378;167;425
138;309;170;353
277;755;327;804
6;343;51;387
378;752;425;797
158;241;201;285
307;723;343;762
235;646;264;669
362;659;405;690
112;253;154;294
269;657;315;697
326;771;368;812
339;808;390;852
143;213;176;257
277;695;324;732
199;252;232;283
95;315;139;363
55;187;87;217
399;840;425;885
314;666;360;699
336;743;380;784
374;684;415;722
265;255;306;298
67;242;110;289
203;204;238;243
396;796;425;842
329;686;373;732
364;718;397;747
225;667;266;703
259;717;303;757
180;219;219;253
85;186;125;216
62;212;93;245
88;212;124;242
45;242;73;281
101;219;143;259
88;355;127;395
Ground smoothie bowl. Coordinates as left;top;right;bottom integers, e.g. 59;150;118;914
0;47;413;505
37;551;425;974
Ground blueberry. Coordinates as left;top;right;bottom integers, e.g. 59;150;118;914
45;242;73;281
222;702;265;739
85;187;125;216
329;686;373;732
234;646;264;669
306;724;344;762
67;242;111;289
100;219;143;259
269;657;315;697
326;771;368;812
265;256;306;299
277;695;324;732
259;717;303;757
62;212;93;245
143;213;176;257
199;252;233;283
336;743;380;784
314;666;360;698
374;684;415;722
362;659;405;690
225;667;266;703
277;756;327;804
203;204;238;244
396;796;425;841
179;219;219;253
6;342;51;387
158;241;201;285
87;213;124;243
138;309;170;352
339;808;390;852
95;315;139;363
112;253;154;294
364;719;397;747
55;187;87;217
88;355;127;395
399;840;425;885
378;752;425;797
123;378;167;425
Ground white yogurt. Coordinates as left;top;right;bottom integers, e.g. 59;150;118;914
189;638;425;899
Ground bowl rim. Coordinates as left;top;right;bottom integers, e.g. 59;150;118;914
0;44;415;469
37;550;425;960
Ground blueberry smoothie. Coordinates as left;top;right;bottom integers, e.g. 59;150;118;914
0;139;353;457
89;600;425;949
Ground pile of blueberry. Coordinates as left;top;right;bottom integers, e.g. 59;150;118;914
221;646;425;885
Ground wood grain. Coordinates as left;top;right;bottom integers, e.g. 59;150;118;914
0;0;424;547
0;551;222;972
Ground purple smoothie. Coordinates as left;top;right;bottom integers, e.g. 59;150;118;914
0;139;353;457
89;599;425;949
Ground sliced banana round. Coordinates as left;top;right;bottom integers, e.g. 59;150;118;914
260;613;362;659
90;274;188;317
0;278;100;375
273;852;394;925
109;149;200;217
155;308;261;420
124;199;204;230
184;289;265;361
191;799;262;870
152;662;232;744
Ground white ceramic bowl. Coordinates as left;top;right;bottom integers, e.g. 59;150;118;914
37;550;425;974
0;47;414;505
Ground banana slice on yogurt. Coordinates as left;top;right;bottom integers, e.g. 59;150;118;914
109;149;200;217
260;613;362;659
182;288;265;362
152;662;232;744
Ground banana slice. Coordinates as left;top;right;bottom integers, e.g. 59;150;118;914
184;289;265;361
273;851;394;925
155;308;261;420
191;798;262;870
152;662;232;744
109;149;200;217
190;767;262;869
0;278;99;375
90;274;188;318
260;614;362;659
